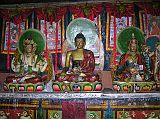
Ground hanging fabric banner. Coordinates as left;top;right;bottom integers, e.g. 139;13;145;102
7;21;11;70
144;10;148;37
145;15;148;37
55;22;59;73
61;16;65;69
127;16;129;26
113;15;117;65
18;22;21;37
44;17;48;60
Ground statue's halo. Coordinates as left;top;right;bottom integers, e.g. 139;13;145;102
117;26;145;54
66;18;99;49
18;29;46;54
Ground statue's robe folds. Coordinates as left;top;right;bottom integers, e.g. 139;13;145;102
5;53;48;84
56;49;99;82
115;52;145;81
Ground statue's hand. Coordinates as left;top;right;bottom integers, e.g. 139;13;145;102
72;67;82;74
130;68;139;75
79;72;86;77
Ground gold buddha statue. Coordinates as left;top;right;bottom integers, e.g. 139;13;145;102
56;33;99;82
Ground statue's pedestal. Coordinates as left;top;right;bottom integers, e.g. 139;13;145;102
53;82;102;92
113;81;160;93
3;82;45;92
54;70;103;92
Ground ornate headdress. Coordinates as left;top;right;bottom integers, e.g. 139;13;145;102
129;33;138;45
117;27;145;54
23;35;37;47
18;29;46;54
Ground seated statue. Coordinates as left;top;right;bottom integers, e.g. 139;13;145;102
112;27;160;92
55;33;99;82
4;29;53;85
115;33;145;82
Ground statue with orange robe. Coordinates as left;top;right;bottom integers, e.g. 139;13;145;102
55;33;99;82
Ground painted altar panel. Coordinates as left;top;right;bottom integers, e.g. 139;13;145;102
0;109;34;119
0;93;160;119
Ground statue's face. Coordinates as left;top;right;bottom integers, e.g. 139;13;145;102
25;44;33;53
75;38;85;49
130;43;137;52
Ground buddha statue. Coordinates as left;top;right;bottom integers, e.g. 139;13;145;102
115;33;145;82
4;29;53;91
55;33;99;82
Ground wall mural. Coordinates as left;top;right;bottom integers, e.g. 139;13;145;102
141;13;160;36
140;13;160;52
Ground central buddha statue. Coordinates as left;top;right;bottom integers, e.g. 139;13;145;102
56;33;99;83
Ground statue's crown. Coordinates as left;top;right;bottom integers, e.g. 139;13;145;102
24;35;37;47
129;33;138;44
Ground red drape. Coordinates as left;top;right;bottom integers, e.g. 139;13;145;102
0;9;32;24
55;22;58;73
7;21;11;70
44;17;48;60
145;13;148;37
127;16;129;26
138;3;160;16
69;4;102;21
106;3;134;18
62;101;86;119
35;7;67;22
113;15;117;65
